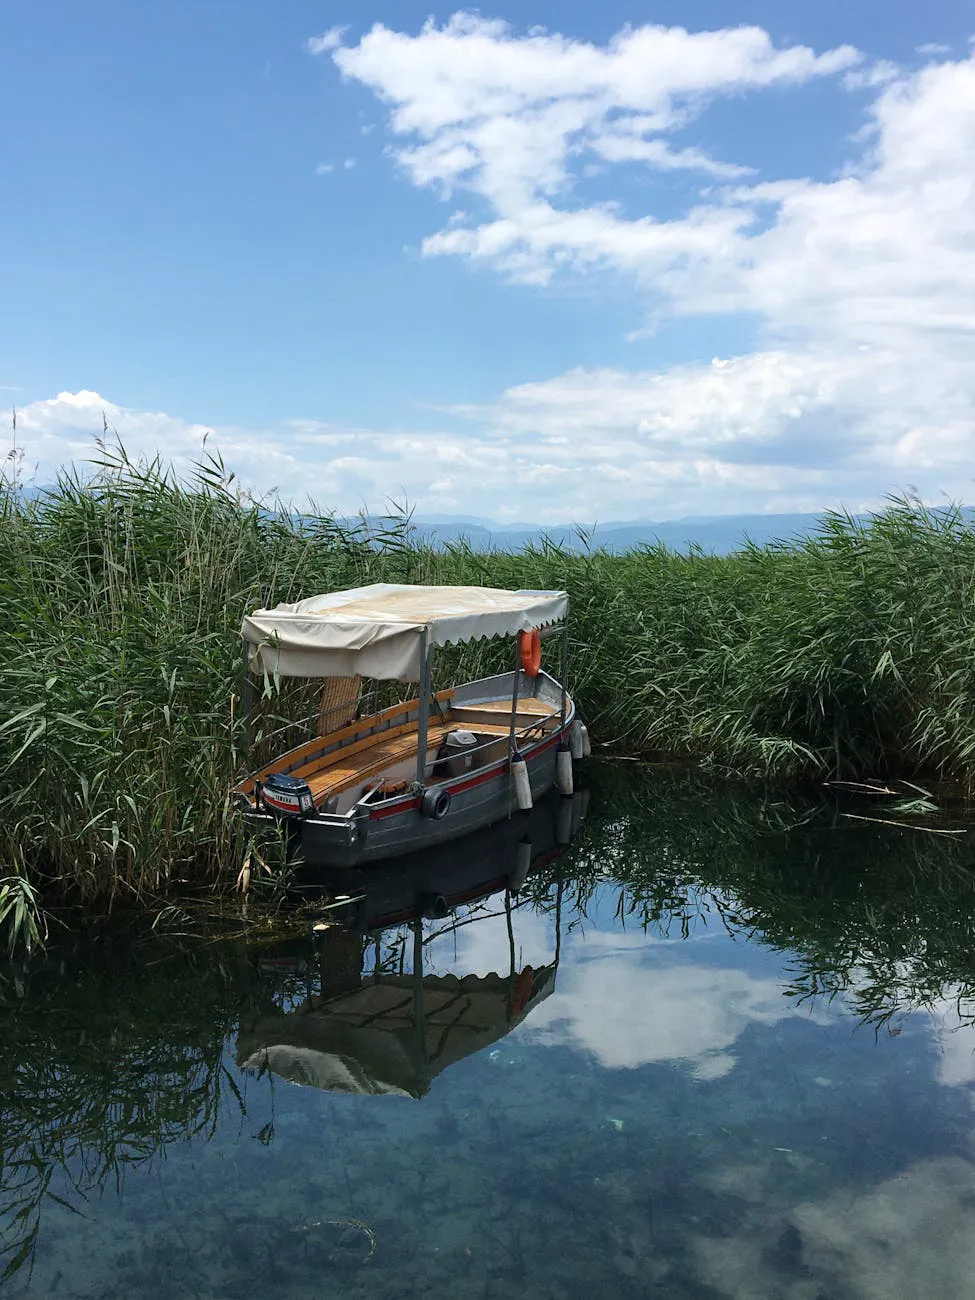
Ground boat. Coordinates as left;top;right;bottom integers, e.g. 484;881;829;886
234;583;588;869
235;789;586;1097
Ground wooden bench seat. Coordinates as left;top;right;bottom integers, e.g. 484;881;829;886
241;690;559;807
302;717;551;803
305;723;454;801
459;697;555;717
236;690;455;796
451;698;561;732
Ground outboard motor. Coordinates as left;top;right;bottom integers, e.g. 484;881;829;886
259;773;315;818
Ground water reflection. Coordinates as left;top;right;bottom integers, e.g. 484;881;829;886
4;766;975;1297
236;791;578;1097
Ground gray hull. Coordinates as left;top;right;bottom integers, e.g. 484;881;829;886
303;725;565;868
245;724;570;869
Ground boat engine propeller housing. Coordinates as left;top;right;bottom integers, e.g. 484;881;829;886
259;773;315;818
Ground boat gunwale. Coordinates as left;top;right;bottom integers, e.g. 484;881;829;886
237;690;573;835
236;669;568;811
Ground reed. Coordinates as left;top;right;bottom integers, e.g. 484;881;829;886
2;445;974;948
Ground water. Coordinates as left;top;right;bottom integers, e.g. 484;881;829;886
4;764;975;1298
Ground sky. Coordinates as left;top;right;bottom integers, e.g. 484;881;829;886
2;1;974;522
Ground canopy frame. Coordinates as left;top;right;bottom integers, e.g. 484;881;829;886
241;583;569;684
239;584;570;784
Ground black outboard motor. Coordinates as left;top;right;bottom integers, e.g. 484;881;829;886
259;773;315;818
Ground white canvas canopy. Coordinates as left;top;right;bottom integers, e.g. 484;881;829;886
242;583;568;681
236;967;557;1098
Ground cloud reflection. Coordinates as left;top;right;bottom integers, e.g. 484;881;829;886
527;938;822;1077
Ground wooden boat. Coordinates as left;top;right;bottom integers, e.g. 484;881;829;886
234;584;588;869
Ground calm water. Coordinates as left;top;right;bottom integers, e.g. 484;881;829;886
5;765;975;1298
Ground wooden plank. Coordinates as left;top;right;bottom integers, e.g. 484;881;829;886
238;689;456;790
454;720;550;738
307;717;557;803
450;708;560;733
307;723;455;800
459;697;552;716
292;719;420;782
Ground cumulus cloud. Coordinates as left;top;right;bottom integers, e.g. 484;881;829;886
326;15;860;285
307;26;347;56
310;18;975;515
324;15;975;346
13;22;975;521
524;941;827;1077
4;390;496;513
6;354;972;521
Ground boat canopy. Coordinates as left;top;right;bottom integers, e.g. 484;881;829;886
236;967;557;1098
242;583;568;681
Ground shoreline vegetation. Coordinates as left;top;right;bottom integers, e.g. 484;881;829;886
2;446;975;951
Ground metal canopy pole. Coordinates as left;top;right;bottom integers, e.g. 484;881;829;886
505;887;516;1010
412;920;428;1079
415;629;433;785
554;878;564;969
508;637;522;756
559;618;570;727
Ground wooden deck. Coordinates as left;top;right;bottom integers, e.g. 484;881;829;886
241;692;563;808
305;722;453;801
303;713;553;803
460;698;554;717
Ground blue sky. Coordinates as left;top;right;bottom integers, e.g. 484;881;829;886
3;2;974;520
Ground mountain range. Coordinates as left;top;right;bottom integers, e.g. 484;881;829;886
401;509;973;555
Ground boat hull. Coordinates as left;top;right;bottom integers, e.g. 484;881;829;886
244;722;571;869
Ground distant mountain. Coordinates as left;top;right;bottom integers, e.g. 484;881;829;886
404;512;839;555
402;508;975;555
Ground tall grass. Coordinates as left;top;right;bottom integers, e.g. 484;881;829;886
2;445;975;947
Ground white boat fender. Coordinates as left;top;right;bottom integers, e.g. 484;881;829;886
556;747;574;796
511;755;533;810
580;722;592;759
422;892;450;919
570;722;584;761
555;796;573;845
420;786;451;820
570;790;585;836
511;838;532;891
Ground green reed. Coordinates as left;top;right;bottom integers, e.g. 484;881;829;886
2;444;974;950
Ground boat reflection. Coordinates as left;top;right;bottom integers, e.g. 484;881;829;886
235;789;588;1097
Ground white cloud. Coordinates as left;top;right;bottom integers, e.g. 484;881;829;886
330;15;860;285
843;59;899;90
14;25;975;521
315;162;334;175
525;946;826;1077
326;17;975;347
7;356;973;521
307;26;347;56
917;43;952;56
695;1156;975;1299
343;157;356;170
308;20;975;515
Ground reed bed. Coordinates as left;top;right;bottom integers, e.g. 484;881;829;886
2;446;974;947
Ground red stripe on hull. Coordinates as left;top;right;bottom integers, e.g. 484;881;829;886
367;727;566;822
